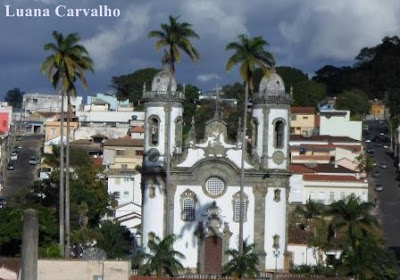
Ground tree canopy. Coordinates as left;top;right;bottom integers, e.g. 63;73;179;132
148;15;200;75
111;67;160;104
4;88;24;108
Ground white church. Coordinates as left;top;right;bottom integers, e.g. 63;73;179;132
140;61;292;273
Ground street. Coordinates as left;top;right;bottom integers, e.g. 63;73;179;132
2;134;43;199
364;120;400;263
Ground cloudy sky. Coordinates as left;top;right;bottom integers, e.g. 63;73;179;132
1;0;400;101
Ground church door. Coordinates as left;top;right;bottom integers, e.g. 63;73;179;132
204;236;222;274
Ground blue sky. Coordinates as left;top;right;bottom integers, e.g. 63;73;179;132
1;0;400;100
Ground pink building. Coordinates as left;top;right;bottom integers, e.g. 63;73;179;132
0;112;10;133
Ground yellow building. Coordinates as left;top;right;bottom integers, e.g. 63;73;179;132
370;99;385;120
102;136;144;171
290;107;318;136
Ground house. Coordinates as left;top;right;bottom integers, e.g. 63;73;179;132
23;93;82;116
73;111;144;140
369;99;385;120
102;137;144;170
102;136;144;238
290;107;318;136
43;115;79;143
289;164;368;204
87;93;131;111
106;171;142;239
319;109;362;141
290;135;363;171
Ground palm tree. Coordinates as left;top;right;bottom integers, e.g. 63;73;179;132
139;234;185;277
225;34;275;255
148;15;200;75
148;16;199;235
41;31;93;257
326;194;379;279
222;241;259;279
294;198;324;230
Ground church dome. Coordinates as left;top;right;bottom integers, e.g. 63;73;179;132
258;70;285;96
151;70;177;92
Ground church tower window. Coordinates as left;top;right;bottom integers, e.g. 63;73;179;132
232;192;248;223
251;118;258;149
274;120;284;149
148;116;160;146
180;189;196;221
274;189;281;202
175;117;183;153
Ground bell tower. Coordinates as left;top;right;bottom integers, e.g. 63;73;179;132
251;70;291;170
141;56;185;249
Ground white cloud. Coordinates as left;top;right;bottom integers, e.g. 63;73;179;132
196;73;220;82
179;0;249;41
82;3;151;70
278;0;400;61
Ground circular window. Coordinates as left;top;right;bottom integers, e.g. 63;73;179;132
204;177;226;197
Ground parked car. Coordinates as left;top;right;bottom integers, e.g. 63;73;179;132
374;184;384;192
0;197;6;208
29;156;38;165
372;169;381;177
366;149;375;157
7;163;15;170
10;152;18;161
379;162;387;169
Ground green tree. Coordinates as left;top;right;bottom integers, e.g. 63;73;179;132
177;83;200;139
96;220;132;259
0;206;58;257
294;199;324;230
111;67;160;104
355;154;373;174
4;88;24;108
225;34;275;255
336;89;370;118
139;234;185;276
148;15;200;74
292;80;326;107
222;241;259;279
41;30;94;256
326;194;379;279
337;235;398;280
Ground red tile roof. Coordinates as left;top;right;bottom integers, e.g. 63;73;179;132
303;174;364;182
291;155;332;160
291;107;315;114
290;164;316;173
103;137;144;147
131;126;145;133
290;134;359;143
91;157;103;167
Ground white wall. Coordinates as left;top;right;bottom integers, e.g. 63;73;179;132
173;184;255;269
319;110;362;141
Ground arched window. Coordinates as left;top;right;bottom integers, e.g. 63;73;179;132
273;234;280;249
274;120;284;148
232;191;249;223
274;189;281;202
148;116;159;146
180;189;196;221
175;117;183;154
251;118;258;149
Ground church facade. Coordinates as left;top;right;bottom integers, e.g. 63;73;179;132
140;63;292;273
